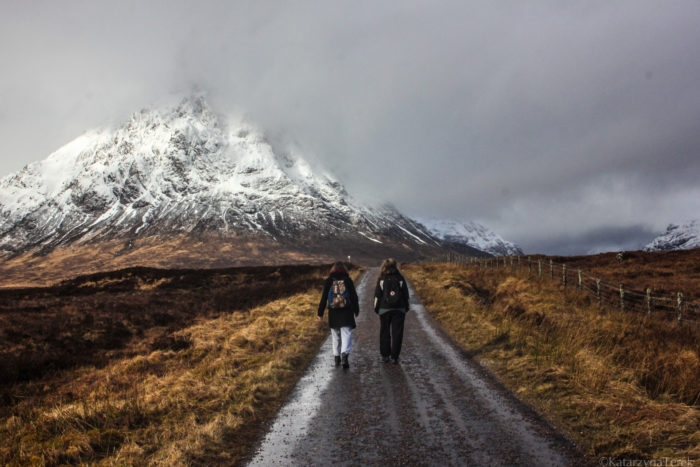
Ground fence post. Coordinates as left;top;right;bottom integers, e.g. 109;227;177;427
577;269;582;290
510;256;513;268
538;260;542;279
528;256;532;274
562;264;567;287
518;255;521;268
596;279;601;307
646;288;652;315
619;284;625;313
504;256;507;268
677;292;683;323
550;259;554;281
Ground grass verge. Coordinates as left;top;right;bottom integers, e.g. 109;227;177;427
404;262;700;461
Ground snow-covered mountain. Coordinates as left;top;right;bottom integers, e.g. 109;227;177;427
644;220;700;252
416;218;522;256
0;96;440;259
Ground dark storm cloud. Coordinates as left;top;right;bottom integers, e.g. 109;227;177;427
1;1;699;254
518;224;659;257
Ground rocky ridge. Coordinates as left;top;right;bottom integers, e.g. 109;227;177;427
416;218;523;256
644;220;700;252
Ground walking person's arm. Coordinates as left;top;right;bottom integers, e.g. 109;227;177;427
318;278;331;320
401;274;410;311
373;279;383;313
348;278;359;317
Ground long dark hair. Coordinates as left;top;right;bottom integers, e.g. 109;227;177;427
380;258;398;276
329;261;347;275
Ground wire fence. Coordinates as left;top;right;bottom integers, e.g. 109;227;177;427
432;252;700;326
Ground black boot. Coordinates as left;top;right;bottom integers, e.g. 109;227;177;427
334;355;341;367
341;353;349;368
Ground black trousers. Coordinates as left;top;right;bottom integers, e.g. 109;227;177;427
379;310;406;359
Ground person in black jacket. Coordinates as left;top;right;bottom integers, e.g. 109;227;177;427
318;261;359;368
373;258;410;364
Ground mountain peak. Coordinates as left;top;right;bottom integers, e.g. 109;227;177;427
644;220;700;251
0;97;442;261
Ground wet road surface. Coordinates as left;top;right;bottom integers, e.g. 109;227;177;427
248;269;579;466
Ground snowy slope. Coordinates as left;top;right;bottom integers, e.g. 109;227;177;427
416;218;522;256
0;97;438;254
644;220;700;251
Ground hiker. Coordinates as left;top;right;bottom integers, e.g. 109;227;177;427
318;261;359;368
374;258;410;364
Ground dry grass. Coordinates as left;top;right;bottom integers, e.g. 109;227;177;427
0;229;438;288
528;249;700;302
0;234;335;288
0;281;331;465
0;265;333;386
404;262;700;461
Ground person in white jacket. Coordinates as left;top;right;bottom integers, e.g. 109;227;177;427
318;262;359;368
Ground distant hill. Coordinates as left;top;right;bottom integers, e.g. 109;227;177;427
415;218;522;256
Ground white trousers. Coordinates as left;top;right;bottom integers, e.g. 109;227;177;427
331;327;353;356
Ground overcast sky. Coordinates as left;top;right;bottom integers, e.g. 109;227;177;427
1;1;699;255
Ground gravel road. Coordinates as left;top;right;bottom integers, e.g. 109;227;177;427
247;268;580;466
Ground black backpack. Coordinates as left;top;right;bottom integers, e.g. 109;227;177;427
381;275;404;308
328;278;350;309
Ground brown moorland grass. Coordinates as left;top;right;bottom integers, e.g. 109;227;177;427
524;249;700;302
0;264;334;387
0;265;360;465
404;262;700;461
0;235;335;288
0;230;442;288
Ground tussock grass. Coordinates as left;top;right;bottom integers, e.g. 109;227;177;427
405;263;700;461
0;289;328;466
